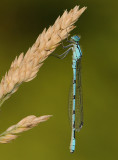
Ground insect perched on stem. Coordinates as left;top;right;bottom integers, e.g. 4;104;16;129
55;35;83;153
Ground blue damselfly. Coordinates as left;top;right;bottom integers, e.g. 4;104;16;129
55;35;83;153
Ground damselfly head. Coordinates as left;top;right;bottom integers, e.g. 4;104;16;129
71;35;80;43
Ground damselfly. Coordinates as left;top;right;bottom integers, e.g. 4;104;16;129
55;35;83;153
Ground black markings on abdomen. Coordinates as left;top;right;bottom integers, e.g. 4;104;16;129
74;130;75;138
73;110;75;114
73;80;76;84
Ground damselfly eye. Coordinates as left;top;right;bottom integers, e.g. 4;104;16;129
71;35;80;42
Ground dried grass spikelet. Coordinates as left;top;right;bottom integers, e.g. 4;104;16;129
0;115;52;143
0;5;87;107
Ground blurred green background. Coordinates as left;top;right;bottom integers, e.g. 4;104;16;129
0;0;118;160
